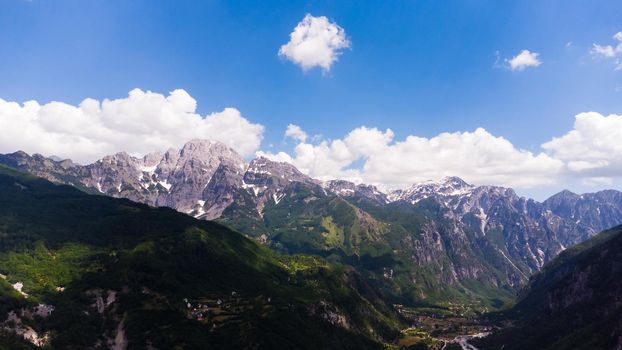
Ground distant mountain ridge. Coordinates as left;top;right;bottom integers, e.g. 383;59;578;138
3;140;620;233
2;140;622;307
386;176;622;269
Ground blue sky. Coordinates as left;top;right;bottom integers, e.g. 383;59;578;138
1;0;622;199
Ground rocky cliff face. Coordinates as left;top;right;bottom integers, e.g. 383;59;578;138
381;176;622;274
543;189;622;241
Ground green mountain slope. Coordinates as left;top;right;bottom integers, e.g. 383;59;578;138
221;186;518;311
476;225;622;350
0;166;401;349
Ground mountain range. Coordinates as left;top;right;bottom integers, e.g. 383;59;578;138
2;140;622;308
2;140;622;349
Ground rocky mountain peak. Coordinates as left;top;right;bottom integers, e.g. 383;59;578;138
543;188;622;235
11;150;29;158
324;180;357;194
31;153;65;169
545;189;580;203
99;151;135;167
389;176;475;204
48;155;63;161
182;139;221;153
245;156;310;183
324;179;388;204
57;159;75;169
441;176;471;187
140;151;163;168
177;139;245;169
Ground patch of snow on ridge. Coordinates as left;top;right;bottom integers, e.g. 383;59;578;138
476;207;488;234
497;249;529;279
273;193;285;204
388;176;475;203
140;165;157;173
195;208;205;218
241;181;266;197
158;180;172;190
201;176;213;190
386;191;402;202
337;188;354;195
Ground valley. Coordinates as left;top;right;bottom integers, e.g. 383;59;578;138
396;305;493;350
1;143;622;349
2;2;622;348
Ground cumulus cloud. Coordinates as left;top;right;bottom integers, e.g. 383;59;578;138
284;123;308;142
591;32;622;70
0;89;264;163
506;50;542;71
265;113;622;191
278;14;350;71
4;88;622;192
260;125;563;189
542;112;622;179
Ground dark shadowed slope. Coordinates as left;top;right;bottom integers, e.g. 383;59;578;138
476;225;622;350
0;165;401;349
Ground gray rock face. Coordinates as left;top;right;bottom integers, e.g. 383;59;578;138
240;156;318;215
195;159;246;220
382;177;622;274
0;151;80;184
0;140;247;217
161;140;246;213
543;189;622;237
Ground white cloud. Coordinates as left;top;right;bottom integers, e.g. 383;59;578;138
592;44;616;58
0;89;264;163
261;125;563;189
265;113;622;191
582;176;614;187
506;50;542;71
4;88;622;193
278;14;350;71
591;32;622;70
284;123;308;142
542;112;622;179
